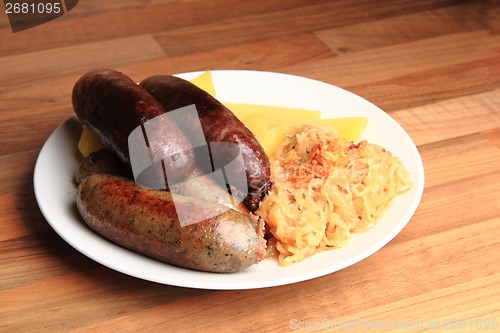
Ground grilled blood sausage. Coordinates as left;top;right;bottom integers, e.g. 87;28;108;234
72;69;195;184
140;75;271;211
75;149;126;185
76;173;266;273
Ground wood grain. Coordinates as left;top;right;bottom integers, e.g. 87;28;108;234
0;34;166;85
0;1;499;332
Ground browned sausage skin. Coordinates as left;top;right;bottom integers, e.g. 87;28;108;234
75;148;251;215
72;69;195;185
140;75;271;211
77;173;266;273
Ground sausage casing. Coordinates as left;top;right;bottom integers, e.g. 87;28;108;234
75;149;250;216
76;173;265;273
140;75;271;211
75;149;126;185
72;69;195;185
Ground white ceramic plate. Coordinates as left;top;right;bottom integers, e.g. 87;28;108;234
33;70;424;290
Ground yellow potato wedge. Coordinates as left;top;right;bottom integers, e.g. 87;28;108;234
188;71;322;122
224;103;322;122
245;115;368;155
77;125;104;157
189;70;216;97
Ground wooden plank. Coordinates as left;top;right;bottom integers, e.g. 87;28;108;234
315;3;489;54
417;133;500;188
485;0;500;34
344;56;500;112
0;108;72;156
118;33;335;78
0;0;186;29
0;192;49;242
0;232;91;292
152;0;462;57
329;273;500;332
0;151;39;195
279;30;500;88
0;75;76;121
0;264;209;331
0;34;166;86
0;0;334;56
397;171;500;243
72;0;197;18
390;89;500;146
483;127;500;148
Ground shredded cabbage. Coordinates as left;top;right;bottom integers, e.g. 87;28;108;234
257;126;413;265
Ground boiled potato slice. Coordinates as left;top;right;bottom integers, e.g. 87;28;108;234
189;70;216;97
189;71;322;122
224;103;322;122
188;70;323;121
245;115;368;154
259;125;291;155
77;125;104;157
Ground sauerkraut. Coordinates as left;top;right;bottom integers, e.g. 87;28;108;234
257;126;413;266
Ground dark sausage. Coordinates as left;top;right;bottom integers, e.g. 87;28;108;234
76;173;266;273
72;69;195;185
75;149;126;185
140;75;271;211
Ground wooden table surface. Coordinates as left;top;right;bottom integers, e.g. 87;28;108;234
1;1;499;332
